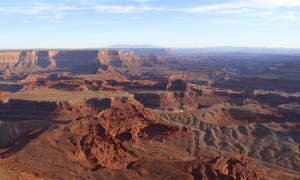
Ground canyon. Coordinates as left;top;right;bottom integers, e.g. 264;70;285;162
0;49;300;179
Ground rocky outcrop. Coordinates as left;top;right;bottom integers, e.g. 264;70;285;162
21;79;125;92
96;65;116;74
178;153;258;180
213;76;300;93
0;103;267;179
0;120;66;147
227;103;300;123
277;103;300;114
0;103;192;179
0;91;10;98
0;99;91;121
129;82;300;110
133;91;230;109
107;79;193;92
122;153;260;180
0;93;141;121
166;79;192;91
169;72;208;81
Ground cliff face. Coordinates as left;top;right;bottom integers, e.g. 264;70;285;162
0;50;167;70
0;51;22;69
134;89;300;110
133;91;230;109
0;94;141;122
213;76;300;93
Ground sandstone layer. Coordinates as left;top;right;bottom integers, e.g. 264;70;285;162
0;50;166;72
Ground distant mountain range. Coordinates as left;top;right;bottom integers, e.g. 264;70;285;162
103;45;300;54
105;44;164;48
171;47;300;54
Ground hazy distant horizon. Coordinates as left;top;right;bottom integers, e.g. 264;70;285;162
2;45;300;55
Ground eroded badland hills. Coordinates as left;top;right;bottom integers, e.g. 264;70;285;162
1;48;300;179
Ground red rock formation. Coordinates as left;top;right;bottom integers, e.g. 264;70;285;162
0;103;290;180
169;72;208;81
0;91;10;98
127;153;260;180
17;74;49;83
133;91;230;109
96;65;116;74
0;50;168;71
166;79;192;91
227;103;300;123
0;103;192;179
101;85;125;91
213;76;300;93
0;93;141;121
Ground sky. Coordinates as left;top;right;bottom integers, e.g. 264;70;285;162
0;0;300;49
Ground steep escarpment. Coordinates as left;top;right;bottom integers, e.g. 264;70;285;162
0;50;167;71
134;90;300;111
133;91;230;109
0;120;68;147
228;103;300;123
213;76;300;93
0;99;92;121
0;51;56;69
0;90;141;121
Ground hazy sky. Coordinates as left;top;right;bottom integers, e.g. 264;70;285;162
1;0;300;49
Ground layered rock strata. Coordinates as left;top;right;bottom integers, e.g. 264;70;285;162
0;50;166;71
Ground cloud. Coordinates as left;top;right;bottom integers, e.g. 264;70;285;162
92;21;123;25
5;6;53;15
54;14;63;19
94;5;136;13
211;20;239;24
269;15;297;21
249;0;300;8
36;16;52;19
140;6;171;11
247;11;274;16
36;14;64;19
101;22;118;24
1;0;299;22
0;2;84;17
55;6;85;11
253;22;291;26
132;0;159;2
186;0;300;14
187;2;247;13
